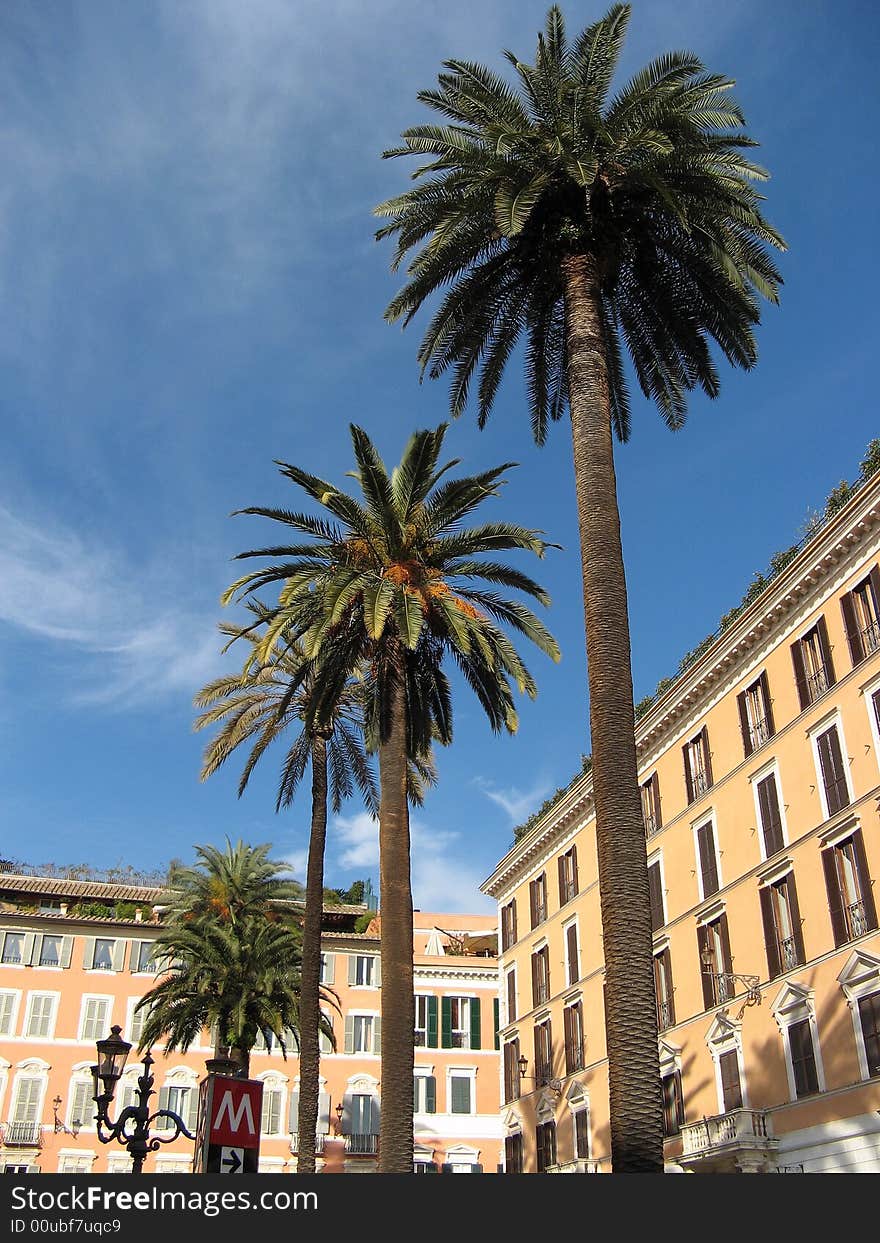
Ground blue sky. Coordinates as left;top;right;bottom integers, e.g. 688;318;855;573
1;1;878;912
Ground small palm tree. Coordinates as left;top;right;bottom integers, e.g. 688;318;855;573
194;620;379;1173
222;422;560;1170
375;4;784;1170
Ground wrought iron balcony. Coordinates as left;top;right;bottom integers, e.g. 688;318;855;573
656;999;674;1031
748;716;772;749
806;665;830;701
679;1110;777;1172
692;769;710;798
861;619;880;655
845;901;870;940
345;1134;378;1155
779;936;801;971
4;1122;43;1147
289;1133;325;1154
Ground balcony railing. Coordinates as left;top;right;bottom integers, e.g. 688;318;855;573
860;618;880;655
692;769;710;799
289;1134;325;1154
657;999;674;1031
748;716;772;749
643;811;659;838
681;1110;772;1157
779;936;801;971
546;1159;599;1174
345;1134;378;1155
844;901;870;940
3;1122;43;1147
806;665;830;702
559;879;577;905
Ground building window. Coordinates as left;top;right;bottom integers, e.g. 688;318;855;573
822;832;878;945
413;1073;437;1114
65;1077;96;1131
558;846;578;906
441;996;480;1050
534;1018;553;1088
0;990;18;1037
57;1154;94;1174
414;995;437;1048
814;723;850;817
1;931;26;965
157;1084;197;1132
350;955;377;988
564;1001;584;1074
319;953;334;985
574;1108;590;1160
683;728;713;803
737;672;775;756
37;935;63;968
449;1072;473;1115
531;945;550;1007
695;820;721;900
501;899;518;951
788;1018;820;1098
564;921;579;987
760;873;805;978
529;874;548;928
841;568;880;665
259;1084;283;1135
661;1071;684;1137
857;992;880;1078
756;771;785;858
641;773;662;837
698;915;734;1010
131;942;157;974
505;1132;524;1174
9;1077;44;1137
346;1014;377;1054
535;1121;557;1173
503;1038;521;1104
80;997;111;1041
24;993;56;1039
648;859;665;932
718;1049;743;1112
654;948;675;1032
506;968;517;1024
92;939;116;971
791;618;835;709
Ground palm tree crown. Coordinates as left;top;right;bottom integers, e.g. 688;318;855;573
375;2;785;442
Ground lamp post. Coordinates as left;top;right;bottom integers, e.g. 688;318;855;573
91;1026;195;1174
334;1102;344;1136
517;1054;562;1097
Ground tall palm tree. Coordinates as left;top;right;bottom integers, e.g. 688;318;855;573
193;620;381;1174
222;422;561;1170
374;4;785;1171
136;908;307;1079
161;838;299;928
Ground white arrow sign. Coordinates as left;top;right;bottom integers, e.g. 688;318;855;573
220;1146;244;1174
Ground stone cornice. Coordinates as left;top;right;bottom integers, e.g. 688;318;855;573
481;472;880;900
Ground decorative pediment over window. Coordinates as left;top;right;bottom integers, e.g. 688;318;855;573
658;1039;682;1077
535;1090;556;1122
705;1009;741;1049
837;948;880;999
503;1109;522;1135
564;1079;588;1108
15;1058;50;1072
346;1073;379;1093
771;980;813;1030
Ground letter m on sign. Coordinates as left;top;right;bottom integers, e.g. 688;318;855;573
208;1078;263;1150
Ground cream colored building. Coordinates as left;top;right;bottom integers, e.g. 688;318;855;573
0;878;502;1173
482;470;880;1173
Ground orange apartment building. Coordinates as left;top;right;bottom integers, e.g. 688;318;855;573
0;878;502;1174
483;469;880;1173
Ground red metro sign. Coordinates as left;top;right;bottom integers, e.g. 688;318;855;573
209;1078;263;1149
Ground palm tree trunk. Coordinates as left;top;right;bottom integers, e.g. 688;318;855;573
563;251;664;1173
296;735;329;1174
377;669;414;1172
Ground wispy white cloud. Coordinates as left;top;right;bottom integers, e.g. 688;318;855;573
473;777;552;824
331;810;491;913
0;504;224;707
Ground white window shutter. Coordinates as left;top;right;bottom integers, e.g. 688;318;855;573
0;992;15;1035
82;937;95;970
322;953;335;985
344;1015;354;1054
348;955;357;985
23;933;36;966
372;1016;382;1054
13;1077;41;1122
70;1080;93;1130
288;1090;299;1134
112;941;126;972
60;937;73;969
316;1091;331;1135
374;956;381;988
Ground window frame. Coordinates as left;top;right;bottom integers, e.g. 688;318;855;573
750;760;788;861
447;1067;476;1116
772;982;826;1102
563;918;580;989
809;714;853;821
23;991;59;1040
692;814;722;902
683;727;713;804
529;873;548;929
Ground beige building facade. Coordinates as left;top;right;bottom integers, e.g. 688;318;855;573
0;878;502;1174
483;471;880;1173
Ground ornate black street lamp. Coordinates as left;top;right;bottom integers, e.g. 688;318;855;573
91;1026;195;1174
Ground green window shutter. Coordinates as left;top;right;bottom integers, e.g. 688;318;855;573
317;1091;331;1135
450;1076;471;1114
344;1015;354;1055
441;997;452;1049
372;1015;381;1054
425;1076;436;1114
348;955;357;985
83;937;95;970
493;998;500;1050
469;997;482;1050
427;996;438;1048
